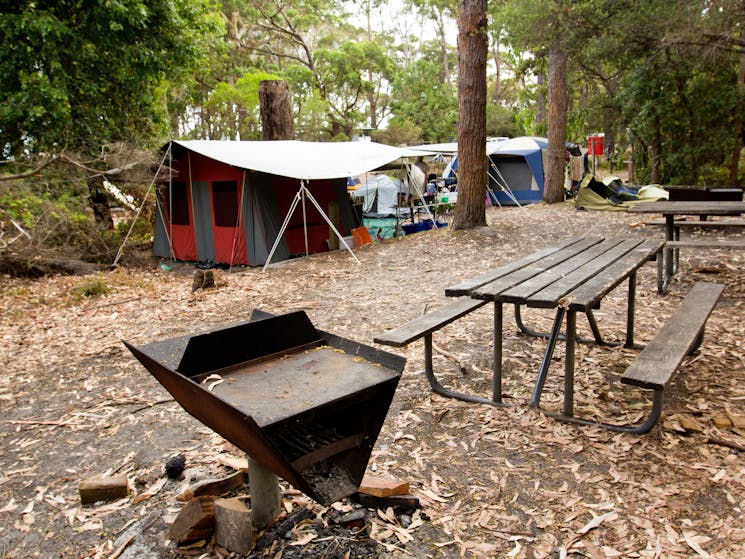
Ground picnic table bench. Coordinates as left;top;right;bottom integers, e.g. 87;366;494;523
618;282;723;432
374;297;491;405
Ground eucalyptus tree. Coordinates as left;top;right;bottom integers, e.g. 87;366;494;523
452;0;488;229
406;0;458;85
228;0;395;139
389;44;458;142
496;0;577;202
0;0;222;158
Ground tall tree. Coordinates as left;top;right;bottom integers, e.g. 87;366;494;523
545;38;568;202
452;0;487;229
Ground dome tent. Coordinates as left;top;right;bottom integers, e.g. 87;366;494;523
350;174;409;218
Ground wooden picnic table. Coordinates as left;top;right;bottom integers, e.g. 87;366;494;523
445;236;663;431
630;201;745;291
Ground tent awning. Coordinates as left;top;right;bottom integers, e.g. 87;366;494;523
170;140;417;180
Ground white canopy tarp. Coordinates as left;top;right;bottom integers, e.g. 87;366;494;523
171;140;420;180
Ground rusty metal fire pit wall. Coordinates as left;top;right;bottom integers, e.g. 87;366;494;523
123;310;405;505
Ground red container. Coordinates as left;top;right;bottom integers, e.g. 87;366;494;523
587;135;604;156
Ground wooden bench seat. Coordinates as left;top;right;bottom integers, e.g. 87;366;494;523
614;282;723;433
550;282;724;433
621;282;723;391
374;297;496;405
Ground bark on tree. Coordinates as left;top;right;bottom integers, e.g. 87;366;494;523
452;0;487;230
259;81;294;140
729;26;745;186
544;42;568;203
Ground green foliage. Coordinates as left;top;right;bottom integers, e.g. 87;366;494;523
72;275;111;299
390;58;457;142
372;119;423;146
202;70;282;140
486;105;519;137
0;0;223;156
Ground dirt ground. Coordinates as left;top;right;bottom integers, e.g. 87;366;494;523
1;203;744;559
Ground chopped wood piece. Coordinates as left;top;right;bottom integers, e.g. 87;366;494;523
215;498;253;554
78;475;130;505
169;496;216;545
216;453;249;471
358;475;410;498
355;492;421;510
177;470;246;501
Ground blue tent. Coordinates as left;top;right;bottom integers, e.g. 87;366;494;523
443;137;548;206
487;137;547;205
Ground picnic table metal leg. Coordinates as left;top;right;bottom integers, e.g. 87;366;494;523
529;307;565;408
423;333;508;407
657;249;665;293
516;304;615;346
546;389;664;434
493;302;503;403
665;215;675;286
563;310;576;417
624;271;637;348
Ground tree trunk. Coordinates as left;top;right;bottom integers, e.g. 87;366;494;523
544;42;568;204
259;81;294;140
452;0;487;230
651;115;662;184
437;10;451;86
88;177;114;230
491;31;501;102
729;27;745;186
535;72;546;131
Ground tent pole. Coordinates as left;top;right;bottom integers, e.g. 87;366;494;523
301;180;309;257
113;146;171;266
488;161;522;207
301;185;360;265
263;190;302;271
228;170;247;270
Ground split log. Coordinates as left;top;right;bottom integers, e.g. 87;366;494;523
169;496;216;545
78;475;130;504
215;498;254;554
177;470;246;501
358;475;410;498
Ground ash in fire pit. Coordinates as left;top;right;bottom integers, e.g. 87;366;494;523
124;310;405;505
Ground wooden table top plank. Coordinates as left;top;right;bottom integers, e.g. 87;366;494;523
444;235;595;296
470;237;606;301
524;239;651;308
630;201;745;215
562;239;664;311
498;238;632;305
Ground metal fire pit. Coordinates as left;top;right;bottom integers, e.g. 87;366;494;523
124;310;404;505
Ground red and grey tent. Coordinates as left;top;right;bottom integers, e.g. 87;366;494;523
154;140;413;267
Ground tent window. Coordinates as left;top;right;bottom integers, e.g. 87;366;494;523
212;180;239;227
168;181;190;226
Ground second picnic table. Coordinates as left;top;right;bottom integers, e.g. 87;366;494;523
445;235;663;425
630;200;745;291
